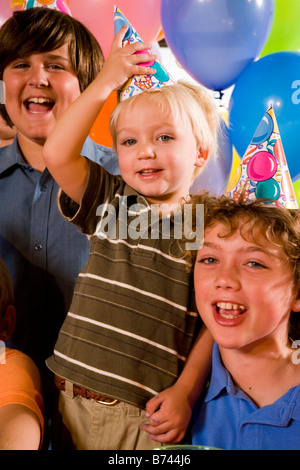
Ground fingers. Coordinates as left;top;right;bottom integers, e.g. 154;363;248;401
143;423;185;444
112;25;156;70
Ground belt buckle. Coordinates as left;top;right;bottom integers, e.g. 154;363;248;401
96;397;119;406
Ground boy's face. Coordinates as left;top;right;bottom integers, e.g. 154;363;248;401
115;96;206;206
2;44;81;147
194;220;300;352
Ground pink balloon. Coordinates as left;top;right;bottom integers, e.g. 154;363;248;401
68;0;162;57
247;151;278;182
0;0;16;27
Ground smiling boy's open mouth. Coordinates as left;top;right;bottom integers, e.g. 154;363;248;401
25;97;55;113
216;301;248;319
138;169;162;175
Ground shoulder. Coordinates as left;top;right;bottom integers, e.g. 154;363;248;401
1;349;41;391
81;137;119;176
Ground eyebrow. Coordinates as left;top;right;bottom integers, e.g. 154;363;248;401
202;241;275;257
45;54;70;62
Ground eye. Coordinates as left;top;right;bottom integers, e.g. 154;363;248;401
121;138;137;146
158;134;173;142
197;257;218;265
47;64;65;70
12;62;29;69
245;260;267;269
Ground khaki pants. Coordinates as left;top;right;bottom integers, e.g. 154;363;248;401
57;381;162;450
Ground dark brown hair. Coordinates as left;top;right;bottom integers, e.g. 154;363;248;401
0;7;104;126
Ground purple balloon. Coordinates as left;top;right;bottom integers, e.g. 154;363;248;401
161;0;274;91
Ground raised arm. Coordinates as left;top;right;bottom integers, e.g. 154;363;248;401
43;26;156;204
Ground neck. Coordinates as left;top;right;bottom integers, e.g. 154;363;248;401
17;134;46;173
219;339;299;407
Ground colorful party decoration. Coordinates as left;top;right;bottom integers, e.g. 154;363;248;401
68;0;162;58
19;0;71;14
293;178;300;207
161;0;274;91
114;6;175;101
260;0;300;56
229;51;300;180
226;107;298;209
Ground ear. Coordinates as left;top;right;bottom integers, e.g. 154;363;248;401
0;305;16;342
194;148;209;169
292;289;300;313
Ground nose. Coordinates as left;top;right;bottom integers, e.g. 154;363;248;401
137;141;156;160
215;265;241;291
28;64;49;88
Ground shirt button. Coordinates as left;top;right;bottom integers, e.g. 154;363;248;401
34;244;43;251
40;184;47;192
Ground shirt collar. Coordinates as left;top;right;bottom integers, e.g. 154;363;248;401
204;343;233;402
0;136;29;174
205;343;300;426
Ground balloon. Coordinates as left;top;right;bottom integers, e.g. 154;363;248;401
0;0;17;27
89;91;117;148
68;0;162;58
161;0;274;91
260;0;300;56
229;52;300;180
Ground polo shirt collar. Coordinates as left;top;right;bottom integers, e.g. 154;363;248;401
205;343;300;427
0;136;30;174
204;343;234;402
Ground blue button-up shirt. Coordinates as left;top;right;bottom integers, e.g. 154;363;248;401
189;343;300;450
0;136;119;372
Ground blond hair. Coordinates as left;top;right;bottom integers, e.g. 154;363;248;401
109;81;220;182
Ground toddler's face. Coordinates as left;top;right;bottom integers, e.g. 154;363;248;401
194;220;300;352
115;96;206;207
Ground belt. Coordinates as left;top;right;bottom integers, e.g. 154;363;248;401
54;375;119;406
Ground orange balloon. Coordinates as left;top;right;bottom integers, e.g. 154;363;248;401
89;91;117;148
155;28;165;42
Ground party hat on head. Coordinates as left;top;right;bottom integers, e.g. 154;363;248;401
114;5;175;101
21;0;71;15
226;106;298;209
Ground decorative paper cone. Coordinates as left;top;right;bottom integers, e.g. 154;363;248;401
22;0;71;15
226;106;298;209
114;5;175;101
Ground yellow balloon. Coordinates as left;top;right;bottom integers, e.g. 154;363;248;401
293;179;300;207
226;147;241;192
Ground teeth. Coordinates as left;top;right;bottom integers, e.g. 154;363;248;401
27;97;53;104
140;169;156;173
216;302;247;311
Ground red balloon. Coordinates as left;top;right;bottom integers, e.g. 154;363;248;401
68;0;162;57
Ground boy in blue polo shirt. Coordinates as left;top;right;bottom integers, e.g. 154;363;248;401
186;192;300;450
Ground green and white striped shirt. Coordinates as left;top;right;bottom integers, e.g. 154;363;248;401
47;161;201;408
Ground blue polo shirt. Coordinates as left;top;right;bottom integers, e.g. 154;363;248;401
189;343;300;450
0;136;119;372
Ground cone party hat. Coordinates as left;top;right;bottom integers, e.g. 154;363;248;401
114;6;175;101
226;106;298;209
21;0;71;15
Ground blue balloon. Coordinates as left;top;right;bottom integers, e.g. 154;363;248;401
229;51;300;180
161;0;274;91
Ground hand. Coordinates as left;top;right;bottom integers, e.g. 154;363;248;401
143;384;192;444
98;25;157;93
